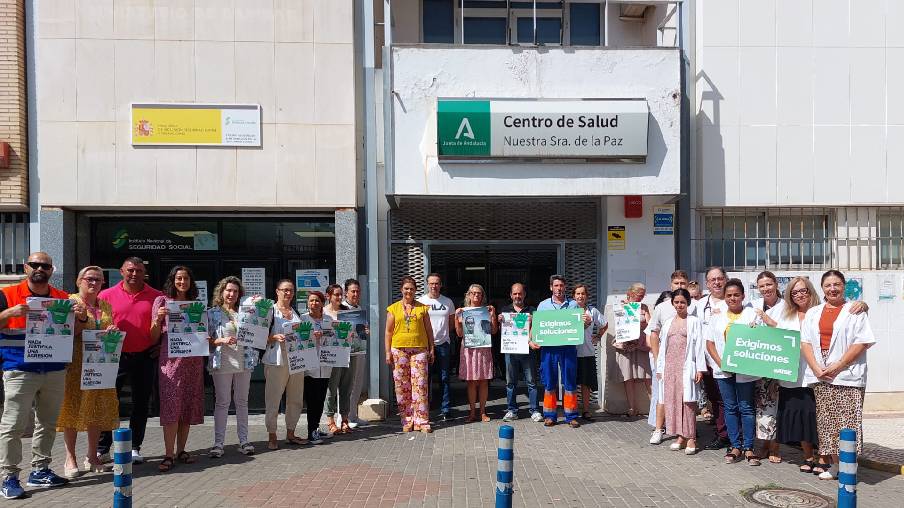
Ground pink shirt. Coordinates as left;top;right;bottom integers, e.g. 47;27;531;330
99;281;164;353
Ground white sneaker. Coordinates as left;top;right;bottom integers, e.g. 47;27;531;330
818;464;838;480
684;447;698;455
530;411;544;423
131;450;144;464
669;441;685;451
239;443;255;456
502;410;518;422
649;429;664;445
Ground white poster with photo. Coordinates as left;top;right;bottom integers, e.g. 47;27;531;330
235;299;274;350
462;307;492;348
24;297;75;363
500;312;530;354
614;302;642;343
166;300;210;357
318;329;350;368
283;321;319;374
337;309;368;356
80;329;125;390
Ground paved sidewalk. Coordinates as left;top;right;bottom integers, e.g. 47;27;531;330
8;403;904;507
862;413;904;475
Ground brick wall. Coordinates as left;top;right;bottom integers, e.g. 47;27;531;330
0;0;28;210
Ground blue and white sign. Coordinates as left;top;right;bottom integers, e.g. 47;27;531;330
653;205;674;236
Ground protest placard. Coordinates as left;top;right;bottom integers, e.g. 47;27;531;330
24;297;75;363
500;312;530;354
284;321;319;375
722;325;800;382
462;307;492;348
531;309;584;346
319;328;350;368
81;329;125;390
235;298;274;350
166;300;210;357
613;302;642;343
337;309;368;355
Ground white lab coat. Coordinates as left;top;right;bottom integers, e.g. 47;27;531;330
656;315;707;403
705;306;760;382
800;302;875;388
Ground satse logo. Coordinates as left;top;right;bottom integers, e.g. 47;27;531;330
455;118;475;140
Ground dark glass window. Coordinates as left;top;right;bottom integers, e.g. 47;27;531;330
463;17;508;44
570;4;601;45
516;17;561;44
423;0;454;43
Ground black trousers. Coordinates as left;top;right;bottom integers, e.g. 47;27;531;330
98;349;156;454
303;376;330;439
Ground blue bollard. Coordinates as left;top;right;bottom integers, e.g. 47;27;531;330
838;427;857;508
113;428;133;508
495;425;514;508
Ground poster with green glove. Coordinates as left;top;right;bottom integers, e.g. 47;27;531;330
24;297;75;363
165;300;210;357
722;325;800;382
283;321;319;374
531;309;584;346
236;298;274;350
81;329;126;389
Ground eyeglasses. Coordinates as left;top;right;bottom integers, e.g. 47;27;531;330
27;262;52;271
81;277;104;284
276;288;294;293
707;276;726;283
790;288;810;297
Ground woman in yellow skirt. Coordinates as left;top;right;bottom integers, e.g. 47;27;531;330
57;266;120;478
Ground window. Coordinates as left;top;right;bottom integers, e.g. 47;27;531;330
423;0;455;43
515;16;561;44
569;3;601;45
0;213;29;275
877;210;904;269
463;16;508;44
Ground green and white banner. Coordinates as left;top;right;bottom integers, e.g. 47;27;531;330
437;99;649;159
722;325;801;382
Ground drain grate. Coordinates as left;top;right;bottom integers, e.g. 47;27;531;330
744;487;833;508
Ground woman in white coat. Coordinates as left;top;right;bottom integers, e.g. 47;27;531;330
800;270;876;480
706;278;761;465
656;289;707;455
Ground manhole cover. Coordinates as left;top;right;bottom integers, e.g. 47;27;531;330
744;488;833;508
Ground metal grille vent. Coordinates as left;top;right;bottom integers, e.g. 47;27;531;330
565;242;599;303
391;200;598;241
390;243;426;291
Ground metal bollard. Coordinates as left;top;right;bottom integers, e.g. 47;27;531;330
113;428;133;508
495;425;514;508
838;427;858;508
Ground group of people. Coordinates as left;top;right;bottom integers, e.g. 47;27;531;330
0;252;876;500
0;253;369;499
645;268;874;482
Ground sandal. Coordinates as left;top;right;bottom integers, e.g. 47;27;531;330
285;436;308;446
466;412;477;423
745;450;761;466
340;422;353;434
768;454;782;464
414;424;433;434
568;420;581;428
799;460;816;473
724;448;742;464
544;418;556;427
582;412;594;421
402;423;414;433
327;422;341;435
811;463;829;475
176;451;195;464
481;414;491;422
158;456;175;473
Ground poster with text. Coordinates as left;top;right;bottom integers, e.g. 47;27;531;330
722;325;800;382
613;302;642;343
500;312;530;354
283;321;319;375
241;267;266;297
295;269;329;311
235;299;274;350
337;309;368;355
319;329;350;368
462;307;492;348
165;300;210;357
80;329;125;390
24;297;75;363
531;309;584;346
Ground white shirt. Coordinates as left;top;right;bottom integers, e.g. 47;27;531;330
698;294;728;325
417;294;455;345
576;307;607;358
705;306;760;382
773;310;807;388
749;297;786;325
800;302;876;387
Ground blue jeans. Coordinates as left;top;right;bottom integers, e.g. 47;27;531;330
505;353;538;413
430;342;452;415
716;376;756;450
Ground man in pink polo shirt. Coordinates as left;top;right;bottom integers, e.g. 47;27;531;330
96;257;163;465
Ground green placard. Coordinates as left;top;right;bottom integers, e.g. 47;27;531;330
437;99;491;157
531;309;584;346
722;325;800;382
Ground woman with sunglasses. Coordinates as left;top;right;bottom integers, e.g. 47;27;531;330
454;284;497;423
150;266;205;471
384;276;434;433
263;279;306;450
57;266;118;478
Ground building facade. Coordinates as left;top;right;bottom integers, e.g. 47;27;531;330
28;0;359;298
692;0;904;408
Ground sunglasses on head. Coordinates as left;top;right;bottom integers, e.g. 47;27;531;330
27;262;52;271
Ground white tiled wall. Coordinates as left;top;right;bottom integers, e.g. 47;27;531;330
696;0;902;207
35;0;356;209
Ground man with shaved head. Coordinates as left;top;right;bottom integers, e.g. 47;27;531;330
497;283;541;423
